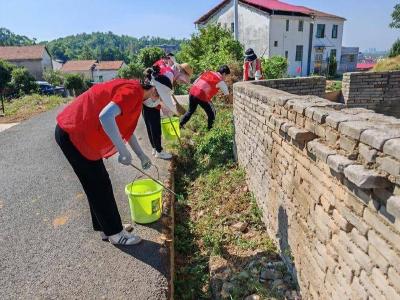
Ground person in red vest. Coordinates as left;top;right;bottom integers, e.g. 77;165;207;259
142;63;193;159
180;65;231;130
243;48;262;81
153;53;176;69
55;75;175;246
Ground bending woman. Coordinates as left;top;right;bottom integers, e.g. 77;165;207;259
55;75;175;246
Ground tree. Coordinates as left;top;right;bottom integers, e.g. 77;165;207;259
64;73;86;96
328;57;338;77
390;4;400;28
0;27;34;46
43;70;64;86
261;56;288;79
118;61;145;79
0;59;14;93
389;39;400;57
137;47;165;68
9;67;38;96
177;24;243;77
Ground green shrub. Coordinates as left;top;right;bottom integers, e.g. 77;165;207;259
177;24;243;77
328;57;338;78
118;61;145;79
64;73;86;96
43;69;64;86
137;47;165;68
261;56;288;79
389;39;400;58
0;59;14;92
9;67;38;96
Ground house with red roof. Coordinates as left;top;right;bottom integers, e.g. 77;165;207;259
196;0;355;76
0;45;53;80
60;60;126;82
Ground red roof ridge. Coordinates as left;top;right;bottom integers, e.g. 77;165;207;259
195;0;345;24
0;45;47;60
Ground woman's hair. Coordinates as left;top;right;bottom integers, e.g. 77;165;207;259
217;65;231;75
141;66;172;90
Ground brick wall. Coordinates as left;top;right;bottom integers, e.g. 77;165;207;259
253;76;326;98
342;71;400;118
233;80;400;299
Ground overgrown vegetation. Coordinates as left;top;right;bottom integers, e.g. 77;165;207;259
372;55;400;72
171;104;279;299
1;94;69;122
261;56;288;79
177;25;244;77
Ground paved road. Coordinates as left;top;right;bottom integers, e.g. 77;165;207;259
0;107;170;299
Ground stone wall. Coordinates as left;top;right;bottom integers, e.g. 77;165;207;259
233;80;400;299
253;76;326;98
342;71;400;118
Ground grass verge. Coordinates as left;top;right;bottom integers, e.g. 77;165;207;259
170;103;280;299
1;94;70;123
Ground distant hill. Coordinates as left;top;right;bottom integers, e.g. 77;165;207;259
46;32;184;62
0;28;184;63
0;28;35;46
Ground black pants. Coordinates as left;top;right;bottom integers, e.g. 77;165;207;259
55;125;123;236
180;95;216;130
143;105;163;152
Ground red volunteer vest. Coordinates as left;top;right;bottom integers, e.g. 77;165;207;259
57;79;144;161
190;71;223;102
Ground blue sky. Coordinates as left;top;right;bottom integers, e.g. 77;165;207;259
0;0;398;51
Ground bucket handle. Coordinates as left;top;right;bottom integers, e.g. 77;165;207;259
129;163;161;194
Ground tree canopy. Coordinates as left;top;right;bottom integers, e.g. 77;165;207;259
390;4;400;28
0;28;35;46
46;32;184;63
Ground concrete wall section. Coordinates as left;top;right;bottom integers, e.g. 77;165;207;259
233;80;400;299
342;71;400;118
8;59;44;80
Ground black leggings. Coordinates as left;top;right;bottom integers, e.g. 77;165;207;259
180;95;216;129
142;106;163;152
55;125;123;236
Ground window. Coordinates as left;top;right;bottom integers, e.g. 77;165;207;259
332;25;338;39
286;20;290;31
295;45;303;62
285;51;289;59
316;24;325;38
99;75;104;82
298;20;304;32
274;41;278;47
231;22;235;33
349;54;355;62
330;49;337;59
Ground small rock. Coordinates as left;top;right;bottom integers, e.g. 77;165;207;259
243;186;249;193
123;224;133;232
245;294;260;300
260;269;283;281
231;221;248;232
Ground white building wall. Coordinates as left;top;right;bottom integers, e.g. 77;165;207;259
41;51;53;75
94;70;119;82
310;18;344;74
201;0;270;59
269;15;311;76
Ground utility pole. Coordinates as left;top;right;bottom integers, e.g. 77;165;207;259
234;0;239;40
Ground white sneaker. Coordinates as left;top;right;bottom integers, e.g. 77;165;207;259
152;148;156;156
108;229;142;245
155;151;172;160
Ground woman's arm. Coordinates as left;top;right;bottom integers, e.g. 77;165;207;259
99;102;131;165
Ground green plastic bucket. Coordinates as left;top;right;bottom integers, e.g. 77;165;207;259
161;117;181;141
125;179;163;224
